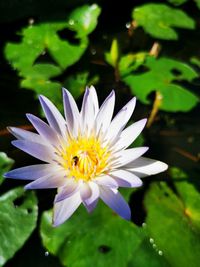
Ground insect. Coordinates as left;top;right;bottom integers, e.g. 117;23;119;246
72;156;79;166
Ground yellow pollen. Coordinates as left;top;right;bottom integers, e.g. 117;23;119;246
60;136;110;181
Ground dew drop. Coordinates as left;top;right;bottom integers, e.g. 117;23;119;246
149;238;154;244
142;222;146;228
45;251;49;257
29;18;34;25
158;250;163;256
152;244;157;249
91;48;96;55
126;22;131;29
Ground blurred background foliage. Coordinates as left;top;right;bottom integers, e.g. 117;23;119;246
0;0;200;266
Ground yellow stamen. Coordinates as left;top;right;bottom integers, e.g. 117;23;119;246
60;136;110;181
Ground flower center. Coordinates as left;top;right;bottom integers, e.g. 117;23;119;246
61;136;110;181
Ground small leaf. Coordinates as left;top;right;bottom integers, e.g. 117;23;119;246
0;152;14;186
132;4;195;40
0;188;38;266
105;39;120;68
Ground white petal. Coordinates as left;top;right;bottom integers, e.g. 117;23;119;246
26;114;60;146
95;175;118;188
115;119;147;150
53;192;82;226
4;164;59;180
39;95;66;137
54;179;79;202
8;127;44;144
112;147;149;168
12;140;55;163
62;88;80;137
126;157;168;177
89;86;99;115
105;97;136;142
100;186;131;220
25;171;66;189
80;87;99;133
109;169;142;188
95;90;115;135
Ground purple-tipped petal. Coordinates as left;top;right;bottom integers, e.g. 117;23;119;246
8;127;44;144
53;192;82;226
26;114;60;146
12;140;55;163
4;164;59;180
62;88;80;137
110;169;142;188
39;95;66;137
126;157;168;177
25;171;66;189
113;147;149;168
54;179;79;203
83;182;99;213
116;118;147;150
95;175;118;188
100;186;131;220
95;90;115;135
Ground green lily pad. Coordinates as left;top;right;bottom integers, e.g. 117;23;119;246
40;193;171;267
122;57;199;112
144;176;200;267
0;187;38;266
132;4;195;40
0;152;14;186
4;4;101;109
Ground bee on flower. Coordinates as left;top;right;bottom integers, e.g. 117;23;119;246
4;86;168;226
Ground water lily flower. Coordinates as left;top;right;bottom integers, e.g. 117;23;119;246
4;86;168;226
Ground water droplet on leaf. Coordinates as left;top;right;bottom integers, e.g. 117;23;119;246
158;250;163;256
149;238;154;244
45;251;49;257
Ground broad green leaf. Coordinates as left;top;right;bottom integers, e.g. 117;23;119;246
67;4;101;38
5;22;88;71
0;152;14;186
122;57;199;112
144;180;200;267
0;188;38;266
132;4;195;40
4;4;101;109
105;39;119;68
40;200;169;267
